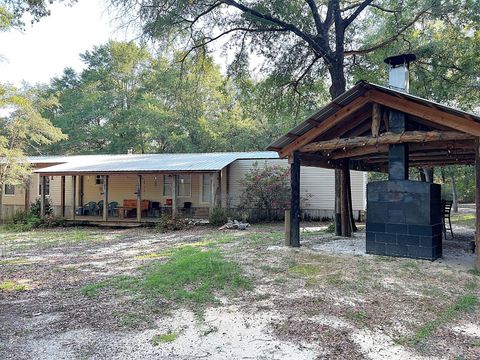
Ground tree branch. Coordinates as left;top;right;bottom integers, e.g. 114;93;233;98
305;0;323;35
344;8;430;56
343;0;374;28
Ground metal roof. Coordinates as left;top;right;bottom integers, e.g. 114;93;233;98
34;152;279;174
267;81;480;152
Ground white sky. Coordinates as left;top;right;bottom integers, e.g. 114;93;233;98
0;0;132;87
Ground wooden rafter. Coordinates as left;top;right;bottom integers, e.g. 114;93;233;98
369;90;480;136
319;106;372;140
301;131;474;153
279;95;370;157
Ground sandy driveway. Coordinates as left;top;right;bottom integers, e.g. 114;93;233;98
0;225;479;359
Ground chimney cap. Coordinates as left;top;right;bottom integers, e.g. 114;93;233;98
384;53;416;67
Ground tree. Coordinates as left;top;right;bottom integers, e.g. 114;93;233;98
109;0;459;236
0;84;67;218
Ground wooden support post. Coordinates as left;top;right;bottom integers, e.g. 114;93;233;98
72;176;76;220
475;139;480;271
340;160;352;237
289;151;301;247
79;176;84;208
285;209;291;246
136;175;141;222
372;103;381;137
335;169;342;236
40;176;46;217
172;175;177;219
209;173;215;215
103;175;109;221
60;176;66;217
24;179;30;212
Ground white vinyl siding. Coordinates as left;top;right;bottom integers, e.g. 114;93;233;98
227;159;366;211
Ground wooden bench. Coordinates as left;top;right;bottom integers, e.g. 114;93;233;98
117;199;150;219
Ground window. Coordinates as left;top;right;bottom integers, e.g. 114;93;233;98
38;177;50;196
163;175;172;196
4;184;15;196
95;175;104;185
163;174;191;197
201;174;212;203
178;174;191;197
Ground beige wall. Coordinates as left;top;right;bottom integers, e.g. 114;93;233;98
227;159;367;211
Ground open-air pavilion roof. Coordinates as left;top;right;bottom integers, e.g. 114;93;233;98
34;152;279;175
268;81;480;172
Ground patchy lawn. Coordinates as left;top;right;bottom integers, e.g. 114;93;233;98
0;223;479;359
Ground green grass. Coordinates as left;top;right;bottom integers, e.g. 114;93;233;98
151;331;179;346
409;295;478;345
450;213;476;228
0;257;31;266
82;247;251;312
0;280;27;292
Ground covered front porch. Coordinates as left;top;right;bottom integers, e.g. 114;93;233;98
38;171;226;224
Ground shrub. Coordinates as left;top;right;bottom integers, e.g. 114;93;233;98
325;222;336;233
156;214;189;233
209;206;227;226
30;197;53;217
4;211;41;232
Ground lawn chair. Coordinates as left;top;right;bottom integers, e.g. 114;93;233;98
441;200;454;239
108;201;119;217
83;201;97;216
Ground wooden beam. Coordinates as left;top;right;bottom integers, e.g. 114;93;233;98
172;175;177;219
71;176;76;220
40;176;46;217
279;95;370;157
103;175;109;221
289;151;300;247
302;131;473;153
322;107;372;139
372;104;381;137
60;176;65;218
136;175;141;222
331;145;389;160
476;138;480;271
297;153;337;169
369;90;480;136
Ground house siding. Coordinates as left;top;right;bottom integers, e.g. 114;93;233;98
227;159;366;213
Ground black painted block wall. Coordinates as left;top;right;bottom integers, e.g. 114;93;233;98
366;180;442;260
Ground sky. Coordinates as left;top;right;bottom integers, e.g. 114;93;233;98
0;0;132;87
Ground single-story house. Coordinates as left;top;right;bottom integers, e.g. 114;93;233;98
0;152;367;224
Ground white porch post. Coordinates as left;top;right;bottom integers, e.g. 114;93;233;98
172;174;177;219
40;175;46;217
102;175;109;221
71;175;76;220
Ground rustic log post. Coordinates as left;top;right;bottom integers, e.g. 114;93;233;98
475;139;480;271
60;176;65;217
172;175;177;219
40;176;46;217
103;175;109;221
72;176;76;220
136;175;141;222
340;161;351;237
289;151;301;247
335;169;342;236
24;179;30;212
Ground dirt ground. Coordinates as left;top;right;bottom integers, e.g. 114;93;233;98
0;220;479;360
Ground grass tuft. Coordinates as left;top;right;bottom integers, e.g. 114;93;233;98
151;331;179;346
0;280;27;292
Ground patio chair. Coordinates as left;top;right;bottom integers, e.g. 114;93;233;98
108;201;119;217
149;202;160;218
97;200;104;216
83;201;97;216
441;200;454;239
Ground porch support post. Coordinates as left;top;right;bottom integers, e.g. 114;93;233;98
24;179;30;212
475;138;480;271
289;151;301;247
136;175;142;222
40;176;46;217
60;176;66;217
71;175;76;220
172;175;177;219
103;175;109;221
79;176;84;208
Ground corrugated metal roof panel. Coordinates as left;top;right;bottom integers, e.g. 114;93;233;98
34;152;279;174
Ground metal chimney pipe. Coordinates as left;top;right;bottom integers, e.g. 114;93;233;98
384;53;416;93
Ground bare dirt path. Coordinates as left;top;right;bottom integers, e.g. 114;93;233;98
0;224;479;359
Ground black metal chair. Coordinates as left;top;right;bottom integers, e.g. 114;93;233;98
441;200;454;239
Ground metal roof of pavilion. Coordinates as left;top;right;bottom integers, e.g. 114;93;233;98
34;152;279;174
267;81;480;152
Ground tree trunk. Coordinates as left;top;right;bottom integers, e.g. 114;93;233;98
329;60;354;237
450;172;458;213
